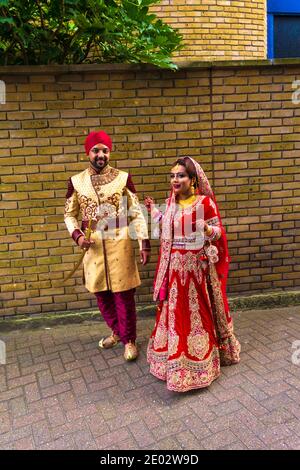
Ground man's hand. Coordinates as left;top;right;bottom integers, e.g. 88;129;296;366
140;250;150;265
78;235;95;251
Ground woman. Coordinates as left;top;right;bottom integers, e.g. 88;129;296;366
145;157;240;392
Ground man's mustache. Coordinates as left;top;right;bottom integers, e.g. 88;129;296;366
95;156;107;163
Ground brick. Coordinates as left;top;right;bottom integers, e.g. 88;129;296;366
1;57;299;316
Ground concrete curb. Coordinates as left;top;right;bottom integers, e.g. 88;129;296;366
0;291;299;332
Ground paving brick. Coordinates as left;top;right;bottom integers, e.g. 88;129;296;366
155;437;181;450
118;437;139;450
0;387;23;402
9;396;27;418
213;399;243;417
201;429;237;450
127;420;156;447
46;406;66;427
66;404;98;422
77;389;108;406
182;415;212;440
71;377;89;397
268;440;290;450
258;424;293;445
261;409;295;426
95;427;132;449
13;436;35;450
88;376;117;392
85;414;108;439
7;374;36;389
176;430;204;450
13;410;46;429
72;429;95;450
5;364;21;380
39;436;76;450
41;382;71;398
0;424;32;446
0;412;11;435
32;419;52;446
1;307;300;450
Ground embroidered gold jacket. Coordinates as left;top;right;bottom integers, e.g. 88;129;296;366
64;165;150;293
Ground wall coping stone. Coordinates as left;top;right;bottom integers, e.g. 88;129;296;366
1;59;300;75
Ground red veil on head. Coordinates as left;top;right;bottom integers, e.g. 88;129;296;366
188;157;231;312
153;156;231;313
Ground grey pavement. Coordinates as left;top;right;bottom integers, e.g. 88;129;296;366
1;305;300;450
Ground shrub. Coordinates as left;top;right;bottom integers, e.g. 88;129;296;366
0;0;183;69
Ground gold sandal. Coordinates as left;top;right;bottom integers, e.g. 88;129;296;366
124;341;138;361
98;333;120;349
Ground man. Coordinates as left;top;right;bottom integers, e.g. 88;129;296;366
64;130;150;361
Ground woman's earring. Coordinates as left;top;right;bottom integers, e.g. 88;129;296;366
191;179;195;195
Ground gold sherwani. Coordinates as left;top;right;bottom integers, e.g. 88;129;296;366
64;165;149;293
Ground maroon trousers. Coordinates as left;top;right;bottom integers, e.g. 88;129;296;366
95;288;136;344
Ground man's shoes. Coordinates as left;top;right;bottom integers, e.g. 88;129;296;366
124;341;138;361
98;333;120;349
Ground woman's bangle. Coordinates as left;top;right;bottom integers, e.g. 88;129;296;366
205;225;213;236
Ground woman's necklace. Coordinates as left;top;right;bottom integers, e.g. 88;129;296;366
177;194;197;208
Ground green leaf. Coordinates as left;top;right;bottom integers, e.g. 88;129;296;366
0;0;183;67
0;17;14;24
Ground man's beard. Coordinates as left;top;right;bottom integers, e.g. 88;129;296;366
91;156;108;171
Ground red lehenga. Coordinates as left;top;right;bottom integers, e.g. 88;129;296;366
147;159;240;393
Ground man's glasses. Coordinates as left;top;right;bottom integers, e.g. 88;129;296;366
91;147;110;155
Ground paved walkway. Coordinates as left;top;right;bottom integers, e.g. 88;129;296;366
1;306;300;450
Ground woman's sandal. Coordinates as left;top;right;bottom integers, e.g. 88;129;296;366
98;333;120;349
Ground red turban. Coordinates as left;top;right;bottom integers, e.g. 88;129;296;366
84;130;112;155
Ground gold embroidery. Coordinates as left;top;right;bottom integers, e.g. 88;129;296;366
187;280;210;359
89;165;119;186
147;343;220;392
153;196;206;300
78;195;98;220
203;277;217;338
207;263;241;365
208;263;231;337
153;239;172;301
169;251;205;286
153;302;168;350
64;198;71;215
205;216;219;226
168;279;179;357
219;335;241;366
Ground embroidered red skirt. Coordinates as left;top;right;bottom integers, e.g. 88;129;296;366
147;248;239;392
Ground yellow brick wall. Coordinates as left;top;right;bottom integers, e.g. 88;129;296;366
151;0;267;62
0;63;299;317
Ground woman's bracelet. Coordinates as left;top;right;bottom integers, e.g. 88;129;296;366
205;225;213;236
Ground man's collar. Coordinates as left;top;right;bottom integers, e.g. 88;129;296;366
88;164;111;176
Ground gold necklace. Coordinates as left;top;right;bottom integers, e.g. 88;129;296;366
178;194;197;208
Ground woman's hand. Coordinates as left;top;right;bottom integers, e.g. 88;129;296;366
144;196;155;213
